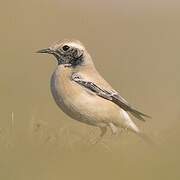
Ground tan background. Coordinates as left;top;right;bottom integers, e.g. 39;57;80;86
0;0;180;179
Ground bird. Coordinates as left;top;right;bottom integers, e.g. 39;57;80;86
37;39;151;140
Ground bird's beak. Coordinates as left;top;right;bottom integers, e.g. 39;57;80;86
36;48;51;54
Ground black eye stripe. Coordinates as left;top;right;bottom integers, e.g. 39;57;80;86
62;45;70;51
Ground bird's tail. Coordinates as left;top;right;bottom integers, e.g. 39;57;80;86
120;109;155;145
134;131;156;146
129;108;151;121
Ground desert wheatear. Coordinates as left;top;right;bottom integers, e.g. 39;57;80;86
37;39;150;139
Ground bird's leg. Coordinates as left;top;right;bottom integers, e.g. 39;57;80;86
89;126;107;144
109;123;118;135
99;126;108;138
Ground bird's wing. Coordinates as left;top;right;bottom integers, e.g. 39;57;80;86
71;73;151;121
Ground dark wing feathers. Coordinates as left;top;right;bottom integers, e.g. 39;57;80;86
111;93;151;121
72;73;151;121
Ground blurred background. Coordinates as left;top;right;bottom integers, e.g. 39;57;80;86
0;0;180;179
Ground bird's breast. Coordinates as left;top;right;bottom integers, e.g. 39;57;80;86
50;65;96;123
50;65;120;125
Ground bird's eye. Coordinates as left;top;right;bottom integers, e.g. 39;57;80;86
62;45;70;51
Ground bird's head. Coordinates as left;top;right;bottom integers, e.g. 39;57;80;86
37;39;90;67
